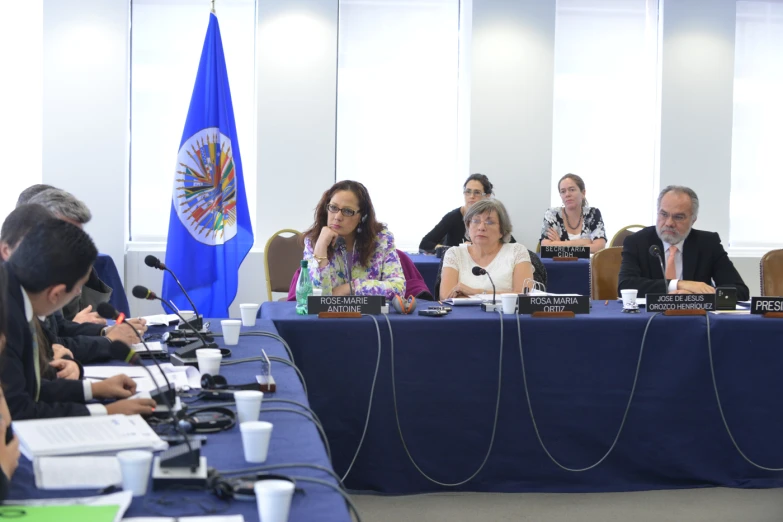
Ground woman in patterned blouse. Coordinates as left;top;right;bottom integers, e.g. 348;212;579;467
539;174;607;254
302;180;405;300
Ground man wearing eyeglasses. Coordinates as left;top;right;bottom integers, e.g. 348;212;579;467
618;185;749;299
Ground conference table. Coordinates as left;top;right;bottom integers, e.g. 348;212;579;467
8;319;352;522
262;301;783;494
410;254;592;297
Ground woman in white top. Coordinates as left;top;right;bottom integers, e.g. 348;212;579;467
440;199;534;299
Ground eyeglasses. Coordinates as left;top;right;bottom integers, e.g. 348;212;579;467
469;218;497;227
326;203;359;217
464;189;486;197
657;210;689;224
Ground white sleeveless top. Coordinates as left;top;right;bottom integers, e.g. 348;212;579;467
442;243;533;294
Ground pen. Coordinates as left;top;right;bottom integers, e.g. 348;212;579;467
604;300;609;306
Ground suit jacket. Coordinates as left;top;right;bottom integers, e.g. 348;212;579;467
617;226;749;300
60;267;112;321
43;311;113;364
2;265;89;419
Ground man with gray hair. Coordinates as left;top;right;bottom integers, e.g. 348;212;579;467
618;185;748;300
24;188;111;321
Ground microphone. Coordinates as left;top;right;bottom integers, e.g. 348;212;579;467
98;304;200;472
472;266;501;312
648;245;669;294
144;255;203;330
132;285;219;366
335;237;353;295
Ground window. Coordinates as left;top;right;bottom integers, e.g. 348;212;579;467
336;0;462;251
130;0;256;242
0;0;43;222
550;0;660;241
730;1;783;248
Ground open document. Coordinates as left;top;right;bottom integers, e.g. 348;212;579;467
84;363;201;392
14;414;167;460
4;491;131;522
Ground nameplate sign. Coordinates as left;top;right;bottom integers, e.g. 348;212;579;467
750;297;783;314
540;246;589;259
307;295;384;315
518;295;590;315
646;293;715;312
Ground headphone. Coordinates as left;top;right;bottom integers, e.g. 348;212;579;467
199;374;263;400
176;405;236;433
391;295;417;314
208;469;296;500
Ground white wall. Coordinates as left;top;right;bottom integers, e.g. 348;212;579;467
42;0;129;280
658;0;737;238
470;0;556;250
38;0;768;318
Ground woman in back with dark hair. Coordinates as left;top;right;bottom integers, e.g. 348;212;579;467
0;265;22;502
302;180;405;299
420;173;516;253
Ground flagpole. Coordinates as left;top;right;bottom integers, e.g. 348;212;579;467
211;0;216;13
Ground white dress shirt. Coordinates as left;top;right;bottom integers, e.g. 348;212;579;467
662;239;684;292
21;291;106;416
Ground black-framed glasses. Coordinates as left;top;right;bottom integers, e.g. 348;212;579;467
463;189;486;197
326;203;359;217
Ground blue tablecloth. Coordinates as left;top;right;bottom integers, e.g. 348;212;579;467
94;253;131;316
8;320;351;522
409;254;441;296
541;257;591;295
262;302;783;494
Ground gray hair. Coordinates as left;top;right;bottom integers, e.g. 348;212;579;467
28;188;92;225
658;185;699;221
16;184;56;208
464;199;513;243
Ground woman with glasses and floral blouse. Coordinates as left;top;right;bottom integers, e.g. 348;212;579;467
302;180;405;299
420;173;516;253
440;199;534;299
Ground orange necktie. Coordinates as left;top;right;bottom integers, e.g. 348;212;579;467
665;245;678;280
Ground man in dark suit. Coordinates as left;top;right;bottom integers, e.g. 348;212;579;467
618;185;749;300
2;218;156;419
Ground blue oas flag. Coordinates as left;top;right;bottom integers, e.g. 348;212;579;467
163;13;253;318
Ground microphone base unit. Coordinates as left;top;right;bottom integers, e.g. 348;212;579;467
152;455;209;489
176;316;204;331
480;302;503;312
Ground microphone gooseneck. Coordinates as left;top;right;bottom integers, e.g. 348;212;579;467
132;285;212;348
336;237;354;295
145;255;201;324
648;245;668;293
472;266;496;304
97;302;197;469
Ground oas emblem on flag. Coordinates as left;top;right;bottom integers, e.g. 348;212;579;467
174;128;238;246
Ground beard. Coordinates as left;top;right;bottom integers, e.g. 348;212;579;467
656;224;689;245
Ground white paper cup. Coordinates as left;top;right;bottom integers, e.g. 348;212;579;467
116;450;153;497
241;421;273;463
221;319;242;346
234;390;264;424
255;479;295;522
240;303;259;327
196;348;222;376
179;310;196;322
500;293;518;315
621;289;638;308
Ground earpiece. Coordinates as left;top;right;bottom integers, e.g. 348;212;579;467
391;295;417;314
200;373;228;390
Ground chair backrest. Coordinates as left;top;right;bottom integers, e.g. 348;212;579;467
760;249;783;297
610;224;646;248
264;229;303;302
591;246;623;300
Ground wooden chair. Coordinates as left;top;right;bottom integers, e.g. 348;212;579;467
591;246;623;300
264;229;303;302
760;249;783;297
610;224;646;248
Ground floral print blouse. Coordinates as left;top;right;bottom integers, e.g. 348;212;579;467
303;225;406;300
539;206;607;242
